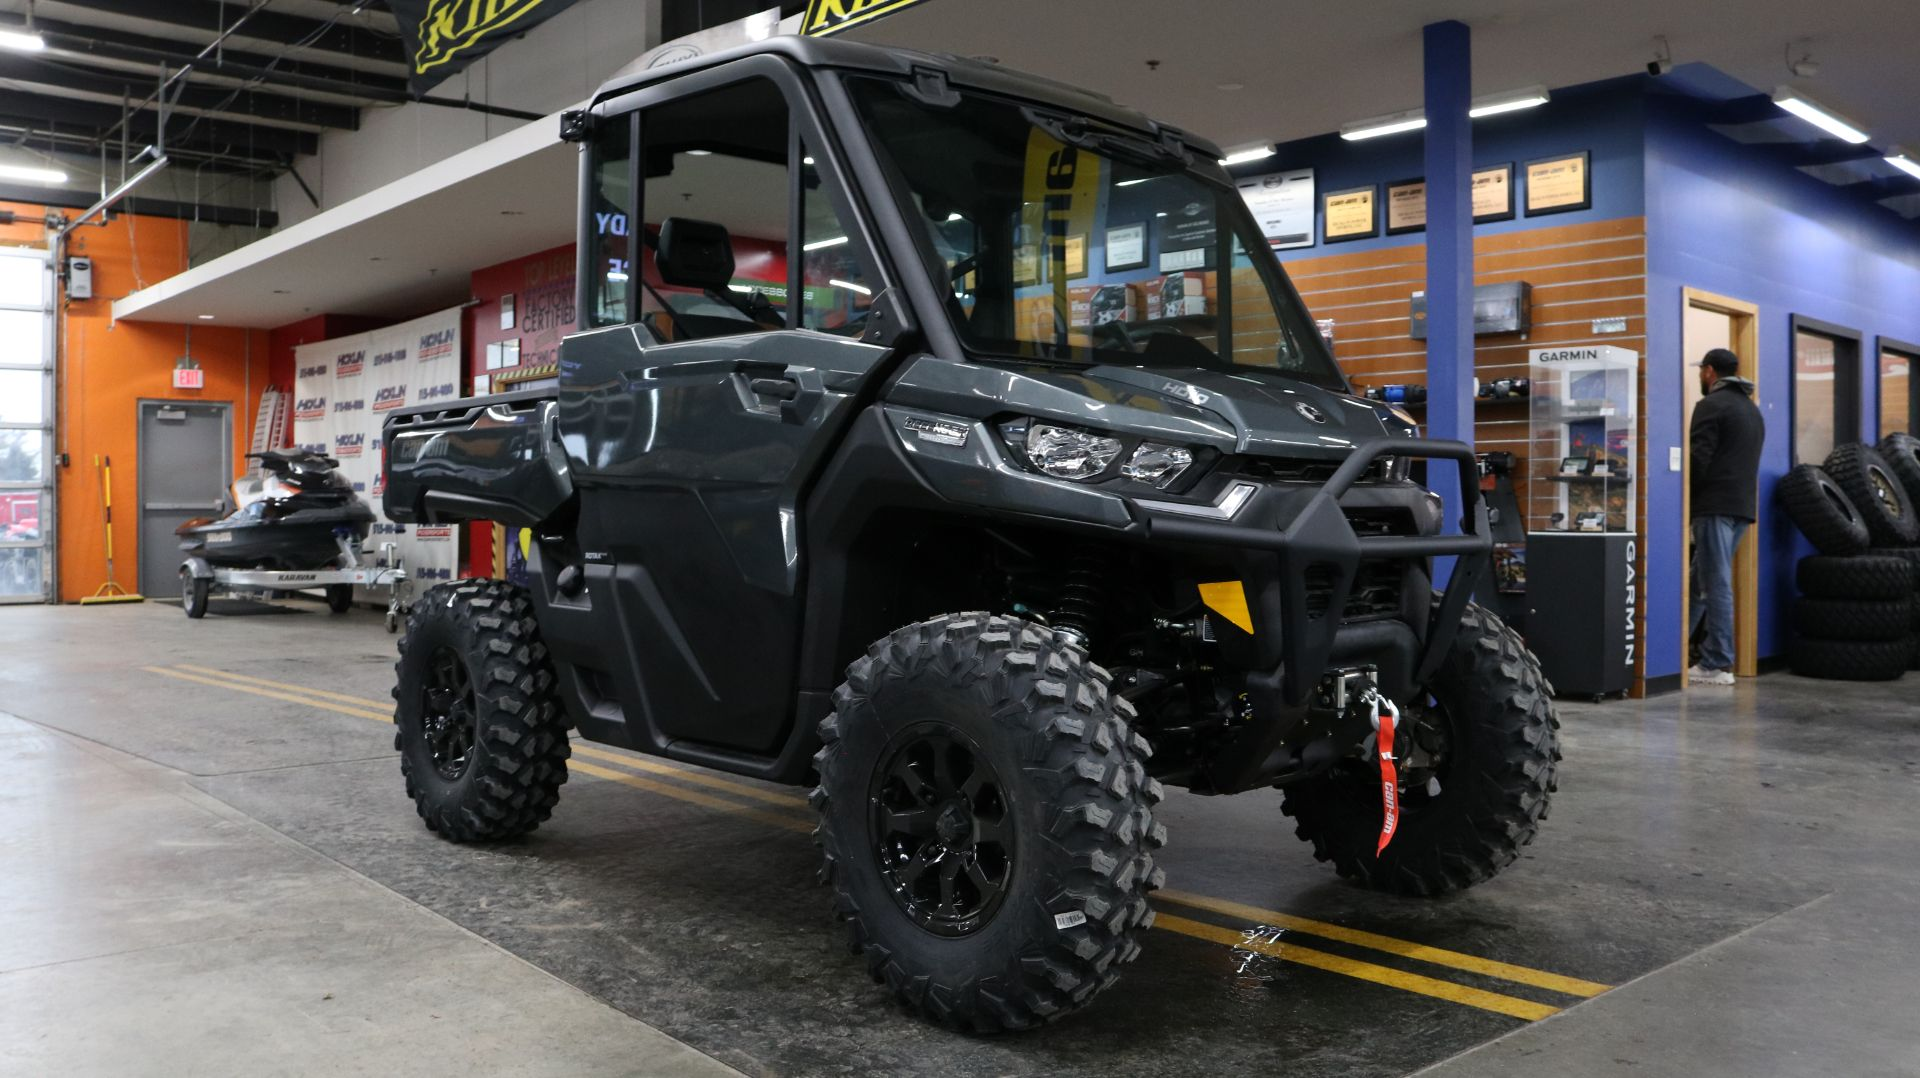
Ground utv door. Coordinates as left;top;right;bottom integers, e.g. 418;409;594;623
555;58;898;759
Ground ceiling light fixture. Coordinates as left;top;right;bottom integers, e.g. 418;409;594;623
685;148;712;156
1341;110;1427;141
1469;85;1550;118
0;162;64;183
0;27;43;51
1115;177;1152;187
803;235;848;251
1886;152;1920;181
1218;146;1275;166
197;314;215;320
1773;86;1870;143
829;278;871;295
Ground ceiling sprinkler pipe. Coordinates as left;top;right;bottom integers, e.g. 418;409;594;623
58;155;170;236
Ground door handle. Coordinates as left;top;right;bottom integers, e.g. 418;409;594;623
748;377;800;402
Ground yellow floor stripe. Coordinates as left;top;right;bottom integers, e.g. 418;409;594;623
145;667;392;722
175;664;393;710
570;760;814;834
170;664;807;811
571;745;808;809
1152;913;1560;1022
153;663;1596;1021
1156;889;1611;998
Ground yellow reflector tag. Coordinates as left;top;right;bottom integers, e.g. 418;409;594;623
1197;581;1254;635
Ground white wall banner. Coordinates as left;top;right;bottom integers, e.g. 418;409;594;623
292;307;464;589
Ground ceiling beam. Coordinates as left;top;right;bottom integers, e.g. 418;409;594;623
0;89;318;157
35;18;409;100
0;183;278;228
0;53;361;130
52;0;406;68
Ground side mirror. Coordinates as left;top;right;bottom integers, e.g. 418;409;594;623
559;110;593;143
656;217;735;290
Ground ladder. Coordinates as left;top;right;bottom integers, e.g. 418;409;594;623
251;385;288;468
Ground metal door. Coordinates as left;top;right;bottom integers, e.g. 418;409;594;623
137;400;230;596
0;248;53;603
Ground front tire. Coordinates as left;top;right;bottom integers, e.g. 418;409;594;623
393;579;570;841
812;613;1165;1032
182;570;209;618
1282;603;1560;896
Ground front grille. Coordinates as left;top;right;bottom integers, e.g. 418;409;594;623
1234;456;1389;484
1302;560;1405;623
1342;507;1418;537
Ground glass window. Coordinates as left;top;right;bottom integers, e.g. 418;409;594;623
848;76;1342;389
799;143;877;336
0;368;42;424
637;79;790;343
585;113;633;328
0;309;42;363
0;428;41;483
1793;327;1857;464
0;252;41;307
1882;347;1914;440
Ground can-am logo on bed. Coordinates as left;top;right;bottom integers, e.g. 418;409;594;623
335;351;365;378
417;328;456;363
294;397;327;419
417;382;457;402
298;364;329;381
372;385;409;411
373;348;409;367
333;433;365;458
332;398;365;414
415;526;453;540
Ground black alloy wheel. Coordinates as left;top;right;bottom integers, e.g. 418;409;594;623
868;725;1014;938
421;646;477;780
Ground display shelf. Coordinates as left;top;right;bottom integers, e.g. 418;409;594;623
1527;344;1637;534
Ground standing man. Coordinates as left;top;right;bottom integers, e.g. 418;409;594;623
1689;347;1764;685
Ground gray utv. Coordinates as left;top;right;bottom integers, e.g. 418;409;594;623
380;35;1560;1032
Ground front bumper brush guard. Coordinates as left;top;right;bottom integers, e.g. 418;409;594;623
1143;437;1492;705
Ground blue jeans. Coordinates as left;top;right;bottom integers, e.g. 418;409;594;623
1689;515;1749;671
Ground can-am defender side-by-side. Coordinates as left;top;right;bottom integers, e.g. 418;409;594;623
379;37;1560;1032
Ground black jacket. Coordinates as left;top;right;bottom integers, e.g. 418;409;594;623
1690;378;1764;521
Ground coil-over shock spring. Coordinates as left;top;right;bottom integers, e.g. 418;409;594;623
1051;548;1115;645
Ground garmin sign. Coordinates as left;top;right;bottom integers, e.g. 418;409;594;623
1529;344;1638;366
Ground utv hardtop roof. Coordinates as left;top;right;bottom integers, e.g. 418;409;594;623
591;34;1223;160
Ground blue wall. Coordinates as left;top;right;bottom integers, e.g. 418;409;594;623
1643;87;1920;678
1255;78;1647;263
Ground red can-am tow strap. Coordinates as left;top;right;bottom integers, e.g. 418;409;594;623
1373;695;1400;856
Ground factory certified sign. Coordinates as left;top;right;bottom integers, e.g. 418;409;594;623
803;0;936;35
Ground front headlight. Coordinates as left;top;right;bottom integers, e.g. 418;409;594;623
1022;422;1123;480
1120;443;1194;488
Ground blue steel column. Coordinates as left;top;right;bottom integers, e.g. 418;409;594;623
1423;20;1474;573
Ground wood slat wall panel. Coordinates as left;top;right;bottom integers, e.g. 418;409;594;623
1283;217;1651;693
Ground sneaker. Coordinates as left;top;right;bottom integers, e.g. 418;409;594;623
1688;665;1735;686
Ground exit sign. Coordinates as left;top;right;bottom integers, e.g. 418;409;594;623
173;367;204;390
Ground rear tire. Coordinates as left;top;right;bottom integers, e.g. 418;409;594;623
1281;603;1560;896
326;584;353;613
393;579;570;841
1778;464;1870;555
181;570;209;619
812;613;1165;1032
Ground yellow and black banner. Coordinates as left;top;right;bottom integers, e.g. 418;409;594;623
387;0;582;94
802;0;936;36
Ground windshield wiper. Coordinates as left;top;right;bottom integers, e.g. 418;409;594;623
1020;108;1191;169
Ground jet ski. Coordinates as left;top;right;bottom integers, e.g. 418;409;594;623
176;449;375;571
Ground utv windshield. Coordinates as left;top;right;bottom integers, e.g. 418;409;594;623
848;76;1344;390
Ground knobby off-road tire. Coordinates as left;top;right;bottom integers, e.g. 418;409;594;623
393;579;570;841
1788;635;1911;681
1879;432;1920;510
1824;443;1919;548
811;613;1165;1032
1282;603;1560;897
1791;597;1911;641
1795;553;1914;600
1778;464;1870;555
181;569;209;619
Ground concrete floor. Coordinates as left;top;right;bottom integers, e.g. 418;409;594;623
1;600;1916;1077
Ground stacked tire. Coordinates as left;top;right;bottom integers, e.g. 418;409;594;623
1780;435;1920;680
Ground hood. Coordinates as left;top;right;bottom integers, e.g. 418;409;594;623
1713;376;1756;396
1021;362;1407;460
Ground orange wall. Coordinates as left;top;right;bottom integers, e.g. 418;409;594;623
0;200;270;602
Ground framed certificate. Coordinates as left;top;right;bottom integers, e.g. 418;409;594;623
1525;151;1591;215
1237;168;1315;249
1322;185;1378;242
1472;163;1515;222
1103;224;1146;272
1385;179;1425;234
